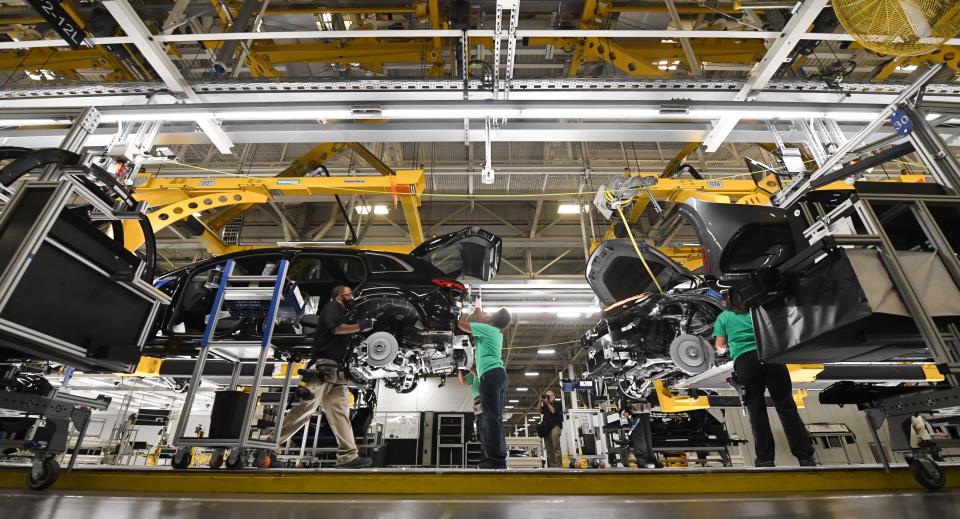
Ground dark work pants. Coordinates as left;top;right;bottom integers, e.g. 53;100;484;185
479;367;508;467
734;349;815;464
629;414;656;466
473;398;487;464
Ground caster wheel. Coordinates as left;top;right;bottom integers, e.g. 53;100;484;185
909;457;946;491
209;449;225;469
254;449;276;469
27;458;60;491
226;450;246;470
171;449;192;470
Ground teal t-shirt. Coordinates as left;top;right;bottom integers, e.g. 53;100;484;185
465;372;481;399
470;322;505;377
712;309;758;360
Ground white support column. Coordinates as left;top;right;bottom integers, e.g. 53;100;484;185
702;0;829;152
102;0;235;154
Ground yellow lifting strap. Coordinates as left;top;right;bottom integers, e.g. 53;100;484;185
603;188;664;294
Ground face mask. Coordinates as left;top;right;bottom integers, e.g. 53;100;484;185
341;297;355;309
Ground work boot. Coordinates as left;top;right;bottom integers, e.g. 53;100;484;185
798;458;818;467
335;456;373;469
477;461;507;469
755;460;776;468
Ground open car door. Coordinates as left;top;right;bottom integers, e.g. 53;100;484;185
411;226;502;282
586;239;696;307
676;199;803;278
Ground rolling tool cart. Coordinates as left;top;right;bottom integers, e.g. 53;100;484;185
171;258;296;470
0;368;111;490
0;145;167;489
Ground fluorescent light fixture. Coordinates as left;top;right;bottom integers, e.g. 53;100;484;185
0;118;72;126
356;205;389;215
501;306;600;315
537;349;555;355
504;405;515;409
524;372;539;377
516;387;529;392
100;111;215;123
508;399;519;403
556;311;582;319
557;204;589;214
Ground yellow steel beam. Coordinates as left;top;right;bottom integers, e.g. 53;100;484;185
662;142;703;178
653;379;710;413
204;142;349;231
129;170;426;256
787;364;825;383
250;40;439;74
346;143;395;176
658;246;704;271
2;464;956;494
122;190;270;252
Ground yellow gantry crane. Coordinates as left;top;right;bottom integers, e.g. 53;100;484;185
122;168;426;255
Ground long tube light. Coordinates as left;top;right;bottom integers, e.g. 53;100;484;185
92;106;890;124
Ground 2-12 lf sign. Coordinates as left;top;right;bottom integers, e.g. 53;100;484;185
27;0;87;49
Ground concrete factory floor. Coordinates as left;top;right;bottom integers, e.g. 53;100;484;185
3;488;959;519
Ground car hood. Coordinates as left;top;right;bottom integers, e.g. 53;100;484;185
410;226;502;282
585;239;693;307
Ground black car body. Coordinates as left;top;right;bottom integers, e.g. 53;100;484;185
580;240;723;399
149;226;501;393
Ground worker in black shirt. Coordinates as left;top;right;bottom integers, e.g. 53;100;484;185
278;286;374;468
536;390;564;467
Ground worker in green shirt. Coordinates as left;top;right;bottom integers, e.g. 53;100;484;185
458;366;486;465
713;292;816;467
459;304;512;469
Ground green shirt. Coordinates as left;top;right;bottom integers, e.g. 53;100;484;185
470;322;505;377
465;372;480;399
712;309;758;361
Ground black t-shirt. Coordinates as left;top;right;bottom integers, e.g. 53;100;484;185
541;397;564;427
311;299;354;363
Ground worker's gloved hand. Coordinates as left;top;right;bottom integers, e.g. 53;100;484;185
359;318;376;332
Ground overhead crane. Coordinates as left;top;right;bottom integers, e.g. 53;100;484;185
122;168;426;255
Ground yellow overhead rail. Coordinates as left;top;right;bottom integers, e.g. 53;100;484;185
122;169;426;255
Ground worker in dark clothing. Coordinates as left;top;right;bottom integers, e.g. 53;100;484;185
713;293;816;467
536;390;564;467
279;285;374;468
459;304;512;469
621;398;662;469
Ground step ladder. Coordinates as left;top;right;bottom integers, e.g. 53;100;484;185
171;258;296;469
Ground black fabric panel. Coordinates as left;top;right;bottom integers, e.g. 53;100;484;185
754;249;921;363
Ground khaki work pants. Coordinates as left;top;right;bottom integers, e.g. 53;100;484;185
544;425;563;468
279;375;358;465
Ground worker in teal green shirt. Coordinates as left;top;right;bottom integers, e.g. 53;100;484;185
459;304;511;469
458;367;485;464
713;291;815;467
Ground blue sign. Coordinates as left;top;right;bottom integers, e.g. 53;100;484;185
890;109;913;136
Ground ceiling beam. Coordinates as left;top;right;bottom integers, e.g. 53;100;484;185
702;0;829;152
101;0;235;154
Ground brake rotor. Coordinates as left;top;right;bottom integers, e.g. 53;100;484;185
669;334;715;375
362;331;399;367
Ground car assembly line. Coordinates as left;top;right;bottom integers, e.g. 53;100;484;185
1;1;960;517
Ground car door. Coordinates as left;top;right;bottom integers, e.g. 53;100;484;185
676;199;804;277
409;226;502;282
585;239;695;307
